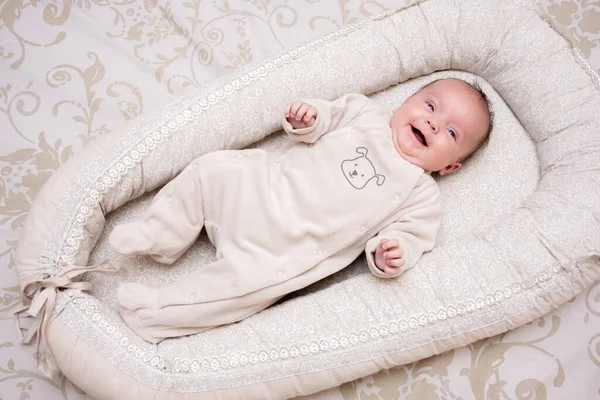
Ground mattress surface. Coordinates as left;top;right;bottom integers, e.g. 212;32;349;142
1;0;600;399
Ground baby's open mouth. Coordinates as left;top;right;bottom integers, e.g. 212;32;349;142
411;125;427;147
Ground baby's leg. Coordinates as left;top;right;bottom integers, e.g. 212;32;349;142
117;259;280;343
109;160;205;264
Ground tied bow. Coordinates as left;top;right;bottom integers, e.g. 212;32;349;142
13;260;120;379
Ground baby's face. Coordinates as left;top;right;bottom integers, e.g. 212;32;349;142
390;79;490;175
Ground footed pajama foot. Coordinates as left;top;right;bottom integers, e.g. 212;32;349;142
116;282;165;344
109;221;154;256
116;282;212;343
109;221;178;264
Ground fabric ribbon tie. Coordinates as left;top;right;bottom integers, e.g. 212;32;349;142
13;260;120;379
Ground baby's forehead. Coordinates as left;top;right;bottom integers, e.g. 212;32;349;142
424;80;489;116
418;78;476;96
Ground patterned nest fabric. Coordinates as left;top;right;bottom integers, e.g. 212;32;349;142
2;0;600;399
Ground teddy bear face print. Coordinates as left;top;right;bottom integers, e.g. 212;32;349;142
340;147;385;190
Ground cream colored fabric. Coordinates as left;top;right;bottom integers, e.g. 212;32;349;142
3;0;600;400
109;93;441;342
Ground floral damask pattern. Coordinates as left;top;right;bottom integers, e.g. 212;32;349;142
545;0;600;58
1;0;599;399
45;51;144;138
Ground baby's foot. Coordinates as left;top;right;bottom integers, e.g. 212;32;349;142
109;221;184;265
116;282;165;344
109;221;154;255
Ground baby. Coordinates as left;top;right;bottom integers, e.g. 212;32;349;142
109;78;492;343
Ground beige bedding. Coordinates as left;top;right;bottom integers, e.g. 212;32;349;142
1;1;599;399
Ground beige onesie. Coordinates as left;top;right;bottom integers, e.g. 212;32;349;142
109;93;443;343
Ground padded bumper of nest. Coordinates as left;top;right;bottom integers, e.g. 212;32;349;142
14;0;600;398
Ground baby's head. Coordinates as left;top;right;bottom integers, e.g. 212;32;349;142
390;78;492;175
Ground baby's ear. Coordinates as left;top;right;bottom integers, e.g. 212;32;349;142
438;162;461;176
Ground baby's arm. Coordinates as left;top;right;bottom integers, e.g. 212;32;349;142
282;93;383;143
365;176;443;278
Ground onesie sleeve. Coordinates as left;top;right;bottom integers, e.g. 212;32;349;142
364;175;443;279
282;93;384;143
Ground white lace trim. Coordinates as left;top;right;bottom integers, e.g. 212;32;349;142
573;47;600;91
63;260;567;374
44;7;399;272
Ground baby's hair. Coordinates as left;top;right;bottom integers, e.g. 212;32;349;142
465;79;494;160
470;79;494;139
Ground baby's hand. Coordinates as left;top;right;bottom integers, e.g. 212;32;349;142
285;101;317;129
374;238;405;276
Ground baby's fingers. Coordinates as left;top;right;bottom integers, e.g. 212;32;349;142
294;104;312;120
384;265;399;275
384;248;403;260
284;103;293;118
381;238;400;251
288;101;304;119
303;106;317;122
376;240;388;255
386;258;405;269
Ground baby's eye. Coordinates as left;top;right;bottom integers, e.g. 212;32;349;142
427;103;434;112
448;129;456;140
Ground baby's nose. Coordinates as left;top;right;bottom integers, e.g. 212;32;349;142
426;118;438;133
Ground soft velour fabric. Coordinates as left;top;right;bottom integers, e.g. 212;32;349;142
14;0;600;399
